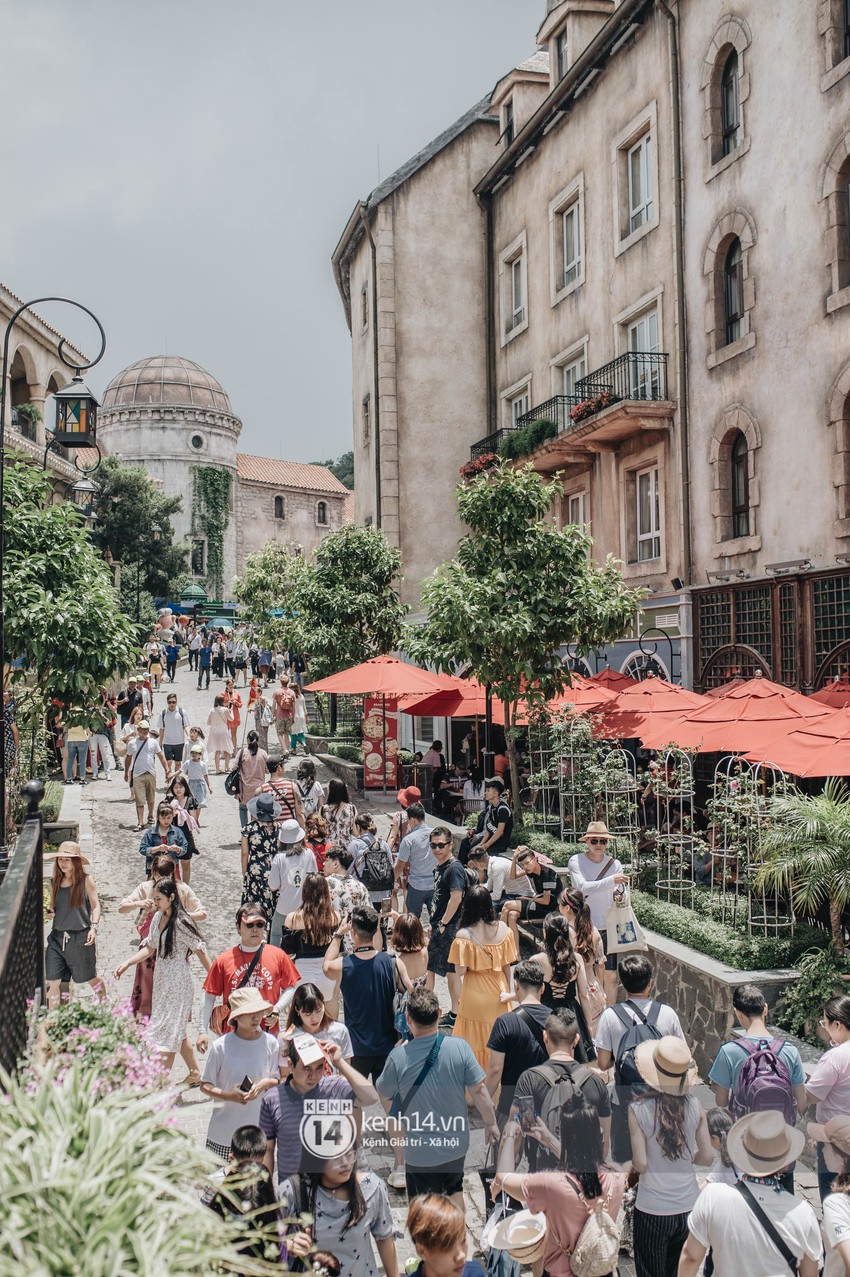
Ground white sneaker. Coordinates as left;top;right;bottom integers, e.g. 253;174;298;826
387;1167;406;1190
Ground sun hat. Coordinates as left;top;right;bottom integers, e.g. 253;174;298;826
727;1110;806;1177
127;676;137;683
45;840;90;866
634;1036;698;1094
279;817;306;845
396;784;422;808
580;820;614;843
490;1209;547;1263
252;795;279;821
807;1114;850;1172
227;987;274;1024
138;720;150;730
190;742;203;754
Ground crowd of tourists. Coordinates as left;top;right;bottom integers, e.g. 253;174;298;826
44;631;850;1277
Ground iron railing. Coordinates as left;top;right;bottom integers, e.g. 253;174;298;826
515;395;579;433
0;781;45;1077
470;429;518;460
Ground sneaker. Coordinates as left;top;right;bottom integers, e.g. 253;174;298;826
438;1011;457;1029
387;1167;406;1190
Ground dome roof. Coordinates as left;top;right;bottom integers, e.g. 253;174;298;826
102;355;233;414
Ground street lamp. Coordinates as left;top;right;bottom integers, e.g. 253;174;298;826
135;524;163;624
0;296;106;876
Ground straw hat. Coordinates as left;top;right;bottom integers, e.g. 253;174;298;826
490;1209;548;1263
807;1114;850;1173
279;817;306;845
634;1036;697;1094
579;820;614;843
227;987;274;1024
727;1110;806;1177
45;840;90;866
396;785;422;808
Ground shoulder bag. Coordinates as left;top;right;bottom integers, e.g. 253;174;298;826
515;1005;547;1054
224;748;244;799
551;1173;620;1277
734;1180;798;1276
389;1034;443;1119
209;943;265;1035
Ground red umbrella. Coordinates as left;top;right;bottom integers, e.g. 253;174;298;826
811;679;850;709
598;675;707;739
703;677;749;698
547;675;617;715
638;675;835;753
745;707;850;777
306;655;453;695
588;669;639;691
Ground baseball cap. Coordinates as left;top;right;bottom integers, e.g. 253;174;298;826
138;720;150;730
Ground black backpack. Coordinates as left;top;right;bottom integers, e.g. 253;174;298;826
612;1000;663;1091
532;1061;593;1169
356;834;394;892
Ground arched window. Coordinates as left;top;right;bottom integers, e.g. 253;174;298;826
724;239;744;345
273;495;285;520
731;431;750;537
720;51;741;156
316;501;328;526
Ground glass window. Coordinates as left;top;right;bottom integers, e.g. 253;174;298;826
720;51;741;156
567;492;586;525
636;466;661;561
724;238;744;345
627;135;653;233
556;29;569;80
504;99;515;146
360;283;368;328
510;256;525;329
273;495;285;521
316;501;328;525
191;539;205;575
362;396;370;443
563;203;581;287
731;432;750;538
511;391;530;426
627;310;660;399
561;355;587;398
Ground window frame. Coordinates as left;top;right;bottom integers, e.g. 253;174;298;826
510;390;530;426
360;282;369;330
548;174;585;306
723;239;745;346
316;500;328;527
635;464;662;563
362;394;371;445
720;50;741;157
566;489;587;527
499;374;533;429
612;103;659;256
701;19;752;175
556;28;569;81
273;495;286;521
562;202;581;289
626;307;661;400
627;134;653;235
499;231;529;345
504;98;515;146
730;431;750;538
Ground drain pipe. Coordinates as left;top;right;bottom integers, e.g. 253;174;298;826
655;0;691;587
359;204;382;528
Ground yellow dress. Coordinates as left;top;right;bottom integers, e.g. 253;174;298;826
449;928;518;1069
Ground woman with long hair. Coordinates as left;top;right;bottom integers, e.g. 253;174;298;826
234;727;269;827
807;994;850;1200
206;694;233;774
627;1037;712;1277
321;778;357;846
304;812;332;872
119;853;207;1022
281;873;340;1010
45;842;105;1008
559;885;606;1032
240;793;280;927
283;981;353;1065
494;1091;626;1277
115;876;213;1080
166;774;201;883
533;912;596;1063
281;1148;399;1277
449;883;517;1069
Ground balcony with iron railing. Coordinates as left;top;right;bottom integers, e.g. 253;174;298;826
469;352;674;465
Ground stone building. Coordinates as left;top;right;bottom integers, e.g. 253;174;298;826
99;355;350;599
334;0;850;689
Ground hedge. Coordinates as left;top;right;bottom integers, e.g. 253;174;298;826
327;743;363;764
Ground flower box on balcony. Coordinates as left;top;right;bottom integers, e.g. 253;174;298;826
571;392;621;424
459;452;499;480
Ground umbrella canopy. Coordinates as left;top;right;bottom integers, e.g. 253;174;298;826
597;675;707;739
811;679;850;708
400;680;506;722
745;707;850;777
547;674;618;714
703;676;749;699
588;669;639;691
305;655;454;696
638;675;835;752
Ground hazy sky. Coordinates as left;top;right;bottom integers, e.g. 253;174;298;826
5;0;537;462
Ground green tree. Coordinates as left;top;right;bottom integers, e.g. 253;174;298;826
406;462;643;813
233;541;307;650
91;455;188;606
310;450;354;489
4;453;138;707
756;778;850;955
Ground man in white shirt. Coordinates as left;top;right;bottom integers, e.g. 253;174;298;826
467;846;527;909
126;721;167;830
680;1111;822;1277
158;693;190;781
567;820;627;1004
594;953;685;1070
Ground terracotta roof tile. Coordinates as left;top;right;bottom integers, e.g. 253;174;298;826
236;453;349;494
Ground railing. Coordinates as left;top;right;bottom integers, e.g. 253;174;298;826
470;429;517;459
573;351;669;405
0;782;45;1078
515;395;579;433
10;407;37;443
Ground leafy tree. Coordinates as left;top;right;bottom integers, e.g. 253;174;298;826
4;453;139;707
233;541;307;650
91;455;188;604
310;451;354;490
406;462;643;813
756;778;850;955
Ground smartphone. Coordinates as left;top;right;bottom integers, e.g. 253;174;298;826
238;1075;253;1093
517;1096;536;1132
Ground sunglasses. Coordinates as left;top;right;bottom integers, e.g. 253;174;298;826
430;840;450;849
243;920;266;929
587;838;608;846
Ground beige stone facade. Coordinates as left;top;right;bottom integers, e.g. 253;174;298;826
234;455;350;574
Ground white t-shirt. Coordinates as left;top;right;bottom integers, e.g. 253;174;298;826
594;997;685;1058
823;1192;850;1277
485;856;532;900
158;706;189;746
687;1181;823;1276
201;1030;280;1146
567;850;624;929
268;847;318;916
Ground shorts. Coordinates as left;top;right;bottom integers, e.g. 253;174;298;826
351;1052;390;1082
427;922;458;977
46;928;97;984
132;772;157;808
405;1157;465;1199
597;928;619;971
163;744;184;762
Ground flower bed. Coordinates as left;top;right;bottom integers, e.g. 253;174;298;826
32;997;168;1096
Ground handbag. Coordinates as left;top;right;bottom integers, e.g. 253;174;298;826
604;883;647;955
224;749;244;799
392;958;409;1038
209;944;265;1035
552;1174;621;1277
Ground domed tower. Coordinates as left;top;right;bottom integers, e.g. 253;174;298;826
99;355;241;599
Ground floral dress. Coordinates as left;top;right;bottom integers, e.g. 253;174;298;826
145;911;207;1054
321;801;357;846
241;818;279;922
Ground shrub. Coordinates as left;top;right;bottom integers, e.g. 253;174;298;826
39;780;64;824
33;997;168;1096
773;947;850;1043
328;742;363;765
499;418;558;462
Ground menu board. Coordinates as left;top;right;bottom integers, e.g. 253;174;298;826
362;696;398;788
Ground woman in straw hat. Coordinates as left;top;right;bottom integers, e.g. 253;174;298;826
198;986;281;1162
627;1036;713;1277
566;821;628;1006
680;1111;820;1277
45;841;105;1008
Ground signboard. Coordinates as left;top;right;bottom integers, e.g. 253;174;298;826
362;696;398;789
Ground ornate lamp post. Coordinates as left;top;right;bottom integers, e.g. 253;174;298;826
0;297;106;870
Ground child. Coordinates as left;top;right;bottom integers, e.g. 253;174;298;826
181;742;212;820
167;774;201;860
282;982;352;1070
205;1123;280;1266
183;725;208;764
704;1107;738;1185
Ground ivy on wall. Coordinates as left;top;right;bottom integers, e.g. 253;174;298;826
191;465;232;599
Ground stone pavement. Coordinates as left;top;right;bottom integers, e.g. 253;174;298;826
78;662;824;1275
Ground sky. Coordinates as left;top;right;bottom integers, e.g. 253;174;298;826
4;0;538;462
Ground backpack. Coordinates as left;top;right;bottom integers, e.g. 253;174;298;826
534;1061;593;1168
728;1036;796;1125
552;1175;621;1277
356;834;394;892
224;749;244;798
612;999;664;1092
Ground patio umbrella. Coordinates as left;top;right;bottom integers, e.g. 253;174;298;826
597;675;707;739
703;676;749;698
744;707;850;777
547;674;618;714
588;669;639;691
811;679;850;709
637;675;836;753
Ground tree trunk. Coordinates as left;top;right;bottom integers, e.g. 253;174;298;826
830;896;846;957
504;701;524;828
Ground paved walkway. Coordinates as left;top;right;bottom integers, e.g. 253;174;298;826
79;662;823;1275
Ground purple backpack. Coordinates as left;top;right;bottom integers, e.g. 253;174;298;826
729;1037;796;1125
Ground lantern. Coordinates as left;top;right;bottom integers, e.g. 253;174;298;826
53;375;99;447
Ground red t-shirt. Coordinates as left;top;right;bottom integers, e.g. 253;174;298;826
203;943;299;1029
